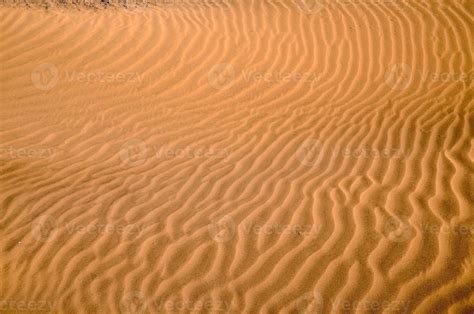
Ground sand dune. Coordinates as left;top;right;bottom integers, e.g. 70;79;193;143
0;0;473;313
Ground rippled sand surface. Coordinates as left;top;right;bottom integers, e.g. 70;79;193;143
0;0;473;313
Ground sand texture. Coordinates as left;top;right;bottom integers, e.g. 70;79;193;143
0;0;473;313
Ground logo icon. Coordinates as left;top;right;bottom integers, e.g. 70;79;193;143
31;63;59;91
384;63;412;90
383;215;413;242
208;215;236;243
31;215;58;243
120;291;147;313
296;138;321;166
119;139;148;167
296;0;324;14
296;290;324;313
208;63;235;90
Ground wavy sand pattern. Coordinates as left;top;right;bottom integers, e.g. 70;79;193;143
0;0;473;313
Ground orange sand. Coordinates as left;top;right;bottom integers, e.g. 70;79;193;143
0;0;473;313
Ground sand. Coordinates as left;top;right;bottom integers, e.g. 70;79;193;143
0;0;473;313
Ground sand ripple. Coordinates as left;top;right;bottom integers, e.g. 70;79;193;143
0;0;473;313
